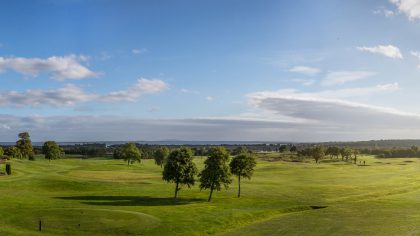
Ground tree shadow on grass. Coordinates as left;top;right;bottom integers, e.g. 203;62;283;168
55;195;204;206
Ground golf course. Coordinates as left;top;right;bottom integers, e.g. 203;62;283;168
1;154;420;235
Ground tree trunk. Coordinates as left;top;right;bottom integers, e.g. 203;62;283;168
237;175;241;198
208;183;214;202
127;159;130;166
174;182;179;199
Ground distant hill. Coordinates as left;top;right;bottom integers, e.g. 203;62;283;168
318;140;420;149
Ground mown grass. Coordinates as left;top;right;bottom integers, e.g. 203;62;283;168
1;154;420;235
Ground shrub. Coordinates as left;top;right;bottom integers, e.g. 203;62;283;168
5;163;11;175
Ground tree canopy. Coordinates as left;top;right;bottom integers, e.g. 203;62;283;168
4;146;22;159
121;143;142;165
230;151;256;197
154;146;170;168
162;147;197;199
199;146;232;202
16;132;34;160
42;141;63;161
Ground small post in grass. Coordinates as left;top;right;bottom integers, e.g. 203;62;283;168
39;220;42;231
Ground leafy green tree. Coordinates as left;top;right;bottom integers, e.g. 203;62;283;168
231;146;248;156
0;147;3;157
199;147;232;202
353;149;360;164
290;145;297;153
4;146;22;159
230;151;256;197
310;146;325;163
121;143;142;166
278;145;288;153
154;146;170;168
162;147;197;199
16;132;34;160
42;141;63;161
340;147;353;161
112;148;124;159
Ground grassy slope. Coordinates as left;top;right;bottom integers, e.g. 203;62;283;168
1;155;420;235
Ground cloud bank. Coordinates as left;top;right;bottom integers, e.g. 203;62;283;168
0;82;415;142
0;79;168;107
0;55;97;80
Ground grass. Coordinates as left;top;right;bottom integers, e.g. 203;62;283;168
1;154;420;235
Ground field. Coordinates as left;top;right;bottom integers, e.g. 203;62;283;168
1;154;420;235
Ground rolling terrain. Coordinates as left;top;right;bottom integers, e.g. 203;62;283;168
1;154;420;235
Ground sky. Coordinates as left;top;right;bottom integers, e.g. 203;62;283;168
2;0;420;142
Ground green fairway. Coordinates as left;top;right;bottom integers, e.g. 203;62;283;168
1;155;420;235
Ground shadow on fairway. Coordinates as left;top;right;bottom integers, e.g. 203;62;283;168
56;195;204;206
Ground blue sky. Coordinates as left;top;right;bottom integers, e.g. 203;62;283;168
2;0;420;141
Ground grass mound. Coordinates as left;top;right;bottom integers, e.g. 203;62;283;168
3;208;160;235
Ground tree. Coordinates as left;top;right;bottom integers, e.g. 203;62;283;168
42;141;63;161
154;146;170;168
4;146;22;159
0;147;3;157
16;132;34;160
199;147;232;202
353;149;360;164
278;145;288;153
231;146;248;156
326;146;341;159
230;151;256;197
121;143;142;165
310;146;325;163
290;145;297;153
162;147;197;199
340;147;353;162
112;148;124;159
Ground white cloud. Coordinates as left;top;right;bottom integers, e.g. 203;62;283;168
0;124;11;130
180;88;200;94
248;83;399;106
0;83;410;142
357;45;403;59
0;55;98;80
317;83;399;98
288;66;321;76
390;0;420;20
102;78;168;102
321;71;376;86
132;48;148;55
206;96;214;101
411;51;420;59
237;85;420;141
1;105;420;142
0;78;168;107
373;7;395;17
409;51;420;68
0;115;304;142
0;84;93;107
292;78;315;86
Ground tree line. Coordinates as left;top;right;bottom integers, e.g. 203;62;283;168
297;146;361;164
1;132;36;160
113;143;256;201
